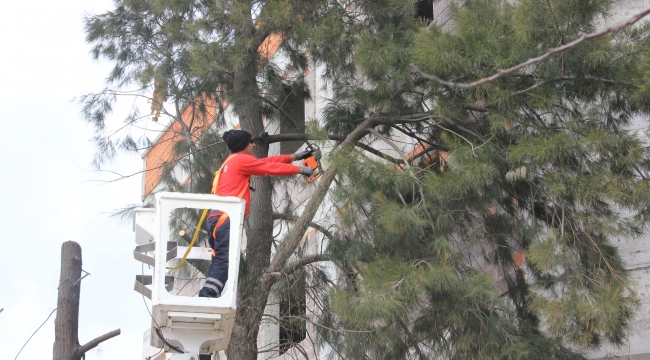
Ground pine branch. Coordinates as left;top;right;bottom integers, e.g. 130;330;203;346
266;254;332;282
463;104;489;113
394;113;442;123
368;129;412;171
90;115;426;185
172;98;196;149
263;115;387;285
263;113;449;283
86;140;225;184
439;117;486;142
266;132;406;165
261;313;372;334
410;6;650;89
410;146;444;162
355;142;404;165
397;319;427;360
367;128;437;234
391;124;448;150
258;95;301;131
266;133;345;143
272;213;335;240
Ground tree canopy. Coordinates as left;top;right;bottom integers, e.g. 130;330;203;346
82;0;650;358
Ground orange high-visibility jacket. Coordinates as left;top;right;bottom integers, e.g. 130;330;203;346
211;153;300;218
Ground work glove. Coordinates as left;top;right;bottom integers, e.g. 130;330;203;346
299;166;313;176
294;149;315;161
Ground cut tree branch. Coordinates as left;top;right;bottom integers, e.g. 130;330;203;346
410;6;650;89
74;329;121;359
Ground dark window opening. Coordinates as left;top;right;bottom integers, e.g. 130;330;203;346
279;275;307;355
278;81;306;154
416;0;434;22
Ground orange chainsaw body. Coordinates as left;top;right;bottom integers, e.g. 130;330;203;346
302;155;321;183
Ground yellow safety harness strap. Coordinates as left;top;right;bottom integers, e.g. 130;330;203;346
167;154;239;270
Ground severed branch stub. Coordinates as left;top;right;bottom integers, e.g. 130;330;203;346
411;6;650;89
53;241;121;360
74;329;121;359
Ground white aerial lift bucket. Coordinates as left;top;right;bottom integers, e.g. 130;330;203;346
133;192;245;357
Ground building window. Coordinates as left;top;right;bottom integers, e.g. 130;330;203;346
278;82;306;154
416;0;434;22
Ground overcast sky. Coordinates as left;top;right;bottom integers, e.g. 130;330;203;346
0;1;154;358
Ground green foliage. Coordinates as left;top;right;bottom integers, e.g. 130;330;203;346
317;0;650;358
85;0;650;358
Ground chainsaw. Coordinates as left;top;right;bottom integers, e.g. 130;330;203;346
302;143;322;183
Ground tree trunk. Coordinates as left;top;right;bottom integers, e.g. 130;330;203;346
53;241;82;360
52;241;121;360
226;4;275;358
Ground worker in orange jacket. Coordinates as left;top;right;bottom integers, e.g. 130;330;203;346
199;130;314;298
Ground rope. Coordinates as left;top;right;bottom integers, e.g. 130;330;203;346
166;208;209;270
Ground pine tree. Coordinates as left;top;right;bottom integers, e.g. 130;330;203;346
81;0;650;358
316;0;650;358
81;0;351;358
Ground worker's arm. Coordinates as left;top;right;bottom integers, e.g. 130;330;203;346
267;149;314;163
238;154;301;176
265;154;293;163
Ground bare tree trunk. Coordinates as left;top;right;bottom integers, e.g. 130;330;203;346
225;2;274;357
53;241;82;360
53;241;120;360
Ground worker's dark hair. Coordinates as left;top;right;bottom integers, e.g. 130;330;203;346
222;130;252;153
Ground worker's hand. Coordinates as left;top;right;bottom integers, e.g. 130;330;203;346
294;149;315;161
209;249;216;257
299;166;313;176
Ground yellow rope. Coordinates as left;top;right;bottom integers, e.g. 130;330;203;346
167;208;209;270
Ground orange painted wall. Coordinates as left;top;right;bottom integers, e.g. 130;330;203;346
143;96;217;196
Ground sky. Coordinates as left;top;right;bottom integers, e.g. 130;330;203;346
0;0;155;358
